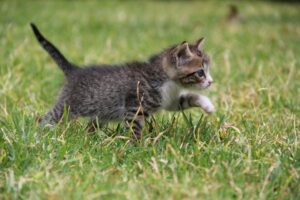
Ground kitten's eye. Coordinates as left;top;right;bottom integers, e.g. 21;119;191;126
196;69;205;77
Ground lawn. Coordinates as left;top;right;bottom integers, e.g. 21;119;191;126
0;0;299;199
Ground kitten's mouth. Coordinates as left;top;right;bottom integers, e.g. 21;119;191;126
204;84;211;89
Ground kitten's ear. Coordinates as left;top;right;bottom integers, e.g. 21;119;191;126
195;37;205;50
174;41;192;66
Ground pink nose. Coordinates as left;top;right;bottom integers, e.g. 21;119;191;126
208;80;213;85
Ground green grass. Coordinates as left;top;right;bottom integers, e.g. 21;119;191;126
0;0;299;199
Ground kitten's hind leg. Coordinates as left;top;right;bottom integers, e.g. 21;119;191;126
39;103;70;127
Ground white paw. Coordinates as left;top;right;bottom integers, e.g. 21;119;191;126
203;103;215;114
197;96;215;114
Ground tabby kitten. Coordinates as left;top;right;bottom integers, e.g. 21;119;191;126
31;23;214;139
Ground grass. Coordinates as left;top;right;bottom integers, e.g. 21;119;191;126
0;0;299;199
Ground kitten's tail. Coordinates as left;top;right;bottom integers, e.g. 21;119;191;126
30;23;77;76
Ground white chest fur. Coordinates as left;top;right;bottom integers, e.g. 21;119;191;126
159;80;215;113
160;81;184;110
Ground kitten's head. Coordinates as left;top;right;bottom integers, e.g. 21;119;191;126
162;38;213;89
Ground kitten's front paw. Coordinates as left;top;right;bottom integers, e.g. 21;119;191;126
203;103;215;114
198;96;215;114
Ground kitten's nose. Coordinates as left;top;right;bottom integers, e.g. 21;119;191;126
208;80;213;86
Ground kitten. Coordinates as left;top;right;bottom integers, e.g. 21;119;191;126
31;23;214;139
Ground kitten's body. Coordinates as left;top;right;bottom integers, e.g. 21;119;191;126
53;61;166;121
31;23;214;139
